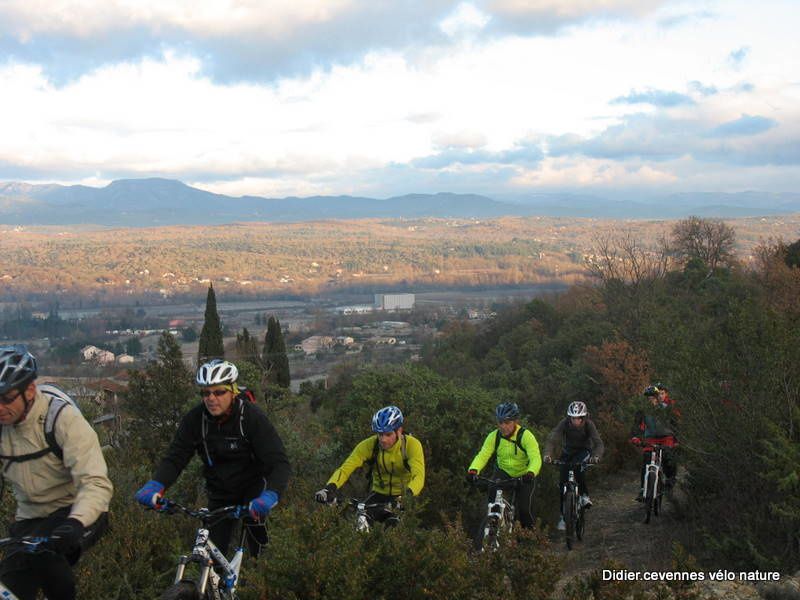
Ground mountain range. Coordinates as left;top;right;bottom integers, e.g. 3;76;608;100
1;178;799;226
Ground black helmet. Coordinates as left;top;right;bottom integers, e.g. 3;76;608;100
495;402;520;421
644;384;660;397
0;345;38;395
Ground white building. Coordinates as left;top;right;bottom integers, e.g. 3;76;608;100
297;335;335;355
374;293;415;311
80;345;115;365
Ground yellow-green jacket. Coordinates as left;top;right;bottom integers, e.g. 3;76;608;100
327;433;425;496
468;424;542;477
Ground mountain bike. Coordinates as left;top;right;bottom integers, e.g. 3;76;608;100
154;500;251;600
332;496;401;532
640;444;667;524
550;460;594;550
0;535;60;600
471;476;521;552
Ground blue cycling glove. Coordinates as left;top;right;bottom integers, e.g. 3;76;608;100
249;490;279;520
134;480;165;509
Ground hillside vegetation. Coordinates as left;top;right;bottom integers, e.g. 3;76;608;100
1;222;798;599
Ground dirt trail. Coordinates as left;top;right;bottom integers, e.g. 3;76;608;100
551;468;682;581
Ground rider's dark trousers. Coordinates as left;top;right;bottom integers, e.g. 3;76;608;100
209;496;268;558
0;506;108;600
558;448;591;515
489;468;537;529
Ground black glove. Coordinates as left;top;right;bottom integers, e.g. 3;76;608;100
314;483;337;504
466;469;478;484
49;518;85;554
522;471;535;482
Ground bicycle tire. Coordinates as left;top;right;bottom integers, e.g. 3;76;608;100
644;472;656;524
161;581;201;600
576;504;586;541
474;515;500;552
564;489;576;550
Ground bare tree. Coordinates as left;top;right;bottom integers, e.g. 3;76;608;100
670;216;737;271
587;230;671;288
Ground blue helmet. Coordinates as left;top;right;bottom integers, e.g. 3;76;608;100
372;405;404;433
495;402;520;421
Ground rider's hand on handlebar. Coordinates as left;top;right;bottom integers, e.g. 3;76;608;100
590;456;600;464
466;469;478;484
249;490;279;521
48;518;85;554
630;437;641;446
314;483;337;504
134;480;166;510
522;471;535;482
543;455;552;464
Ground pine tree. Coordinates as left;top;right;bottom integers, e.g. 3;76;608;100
263;316;290;388
126;332;195;460
198;283;224;362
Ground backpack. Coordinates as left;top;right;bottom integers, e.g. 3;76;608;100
200;397;253;467
364;433;411;492
492;426;529;461
0;383;80;466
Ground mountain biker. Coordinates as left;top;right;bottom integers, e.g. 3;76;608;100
135;359;291;557
543;401;604;531
0;345;112;600
314;406;425;524
630;383;679;501
466;402;542;529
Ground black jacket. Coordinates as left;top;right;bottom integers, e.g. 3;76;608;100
153;398;291;501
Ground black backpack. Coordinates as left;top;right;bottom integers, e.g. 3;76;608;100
492;426;529;461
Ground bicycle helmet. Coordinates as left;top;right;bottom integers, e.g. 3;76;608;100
372;405;404;433
0;345;38;395
654;382;667;392
567;401;588;418
643;385;659;397
196;359;239;386
495;402;520;421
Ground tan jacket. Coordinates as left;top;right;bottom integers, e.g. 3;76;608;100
0;388;113;526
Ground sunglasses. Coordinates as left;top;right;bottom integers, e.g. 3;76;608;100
200;389;230;398
0;390;23;406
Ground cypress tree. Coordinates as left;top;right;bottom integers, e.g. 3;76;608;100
198;283;224;362
263;316;290;388
235;327;261;367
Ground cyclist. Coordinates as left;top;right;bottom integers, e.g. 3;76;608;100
135;359;291;556
0;345;112;600
543;401;604;531
630;383;679;501
466;402;542;529
314;406;425;524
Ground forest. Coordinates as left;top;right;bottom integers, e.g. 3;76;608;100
1;218;798;599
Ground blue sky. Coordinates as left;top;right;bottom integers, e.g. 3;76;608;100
0;0;798;198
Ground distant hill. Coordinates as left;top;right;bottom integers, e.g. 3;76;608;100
1;178;799;226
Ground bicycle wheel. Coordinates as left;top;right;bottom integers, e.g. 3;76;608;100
473;515;500;552
161;581;201;600
563;490;576;550
576;504;586;541
644;472;656;524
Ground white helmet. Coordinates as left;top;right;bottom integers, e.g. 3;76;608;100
567;401;588;418
196;359;238;386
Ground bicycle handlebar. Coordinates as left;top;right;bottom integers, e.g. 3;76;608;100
155;499;250;521
472;475;523;488
549;460;596;468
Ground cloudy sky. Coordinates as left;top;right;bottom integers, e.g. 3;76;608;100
0;0;798;199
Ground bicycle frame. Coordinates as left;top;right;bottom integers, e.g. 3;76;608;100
345;498;400;533
550;460;593;549
641;445;665;524
0;536;57;600
473;476;520;552
156;501;250;600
